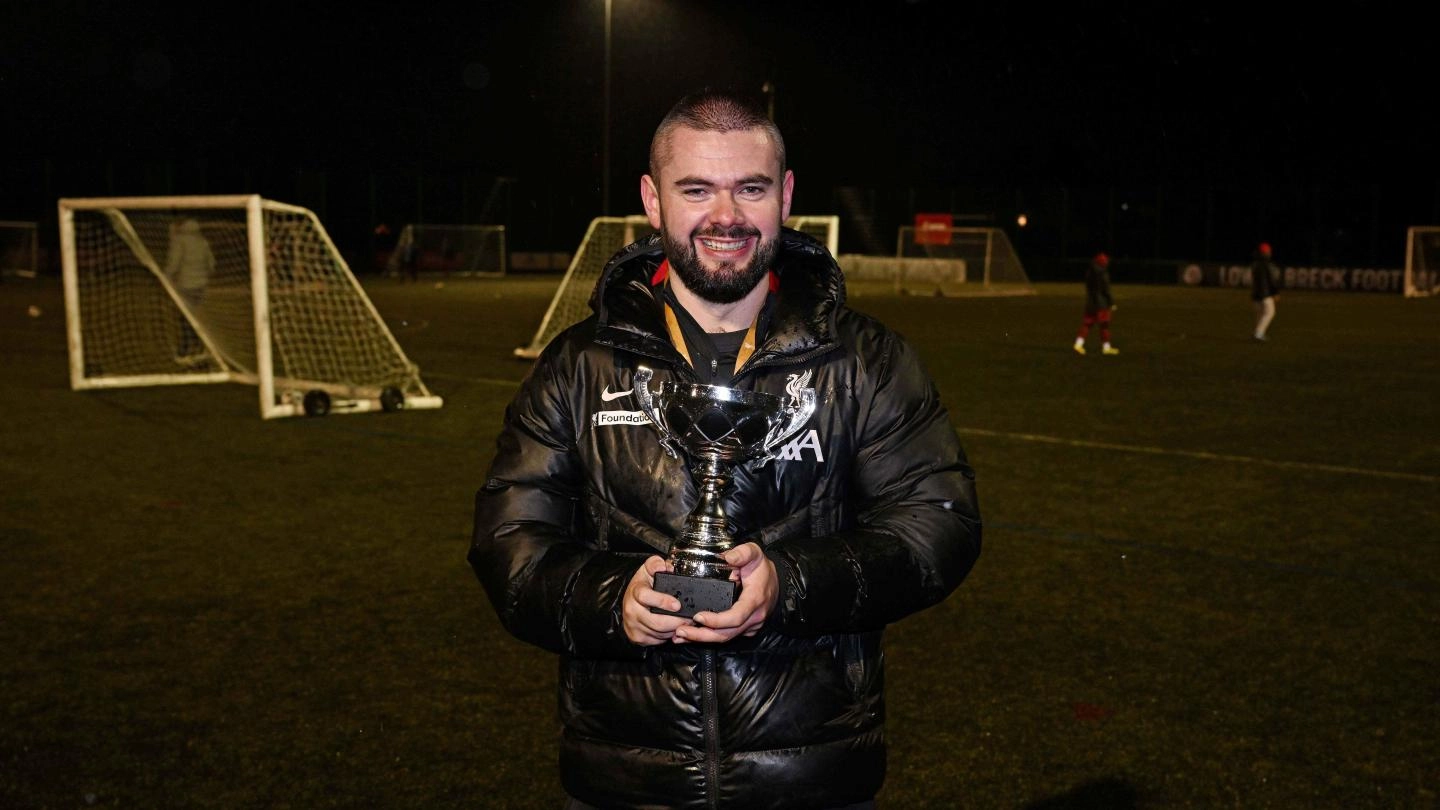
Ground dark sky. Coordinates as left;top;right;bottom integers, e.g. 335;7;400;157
3;1;1434;260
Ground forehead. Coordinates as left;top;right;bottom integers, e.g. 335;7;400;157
657;126;780;181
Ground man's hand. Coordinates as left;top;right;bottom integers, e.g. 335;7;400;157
677;542;779;644
622;555;691;646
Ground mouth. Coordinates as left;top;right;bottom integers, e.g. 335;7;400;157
695;235;755;255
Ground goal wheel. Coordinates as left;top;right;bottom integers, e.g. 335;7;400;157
379;387;406;412
302;390;331;417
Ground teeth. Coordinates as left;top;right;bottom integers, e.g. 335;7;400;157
699;238;746;252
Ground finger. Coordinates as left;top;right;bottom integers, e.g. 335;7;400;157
721;543;760;568
628;606;689;640
693;594;761;631
634;582;683;613
642;555;671;577
674;624;740;645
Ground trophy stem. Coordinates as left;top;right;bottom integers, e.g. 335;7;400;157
670;454;736;581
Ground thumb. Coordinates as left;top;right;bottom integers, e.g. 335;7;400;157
722;542;760;567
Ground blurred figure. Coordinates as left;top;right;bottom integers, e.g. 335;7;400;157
400;237;420;283
164;218;215;363
1074;251;1118;356
1251;242;1282;341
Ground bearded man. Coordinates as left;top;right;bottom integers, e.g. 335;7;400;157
471;90;981;810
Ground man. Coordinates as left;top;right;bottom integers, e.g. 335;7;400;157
471;91;981;809
1251;241;1281;341
1073;251;1118;356
163;218;215;363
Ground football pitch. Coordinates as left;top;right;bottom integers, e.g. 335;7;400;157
1;275;1436;808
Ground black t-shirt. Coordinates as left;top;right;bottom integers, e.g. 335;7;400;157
658;284;767;386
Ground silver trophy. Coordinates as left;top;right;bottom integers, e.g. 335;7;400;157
633;366;816;618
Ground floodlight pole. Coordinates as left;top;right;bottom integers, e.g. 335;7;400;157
602;0;613;216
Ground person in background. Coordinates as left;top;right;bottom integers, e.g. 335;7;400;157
164;218;215;364
1251;241;1282;341
1074;251;1118;356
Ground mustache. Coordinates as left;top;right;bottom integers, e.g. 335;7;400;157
692;225;761;240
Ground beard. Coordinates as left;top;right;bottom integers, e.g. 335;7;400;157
661;223;779;305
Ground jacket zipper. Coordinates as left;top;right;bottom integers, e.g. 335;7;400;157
736;341;838;379
702;648;720;809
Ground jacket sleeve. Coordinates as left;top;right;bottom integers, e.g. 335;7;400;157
766;330;981;634
469;348;648;660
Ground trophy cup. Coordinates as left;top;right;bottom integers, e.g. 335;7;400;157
633;366;816;618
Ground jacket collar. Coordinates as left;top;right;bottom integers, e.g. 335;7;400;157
590;227;844;368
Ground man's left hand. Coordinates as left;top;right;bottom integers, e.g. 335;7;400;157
676;542;778;644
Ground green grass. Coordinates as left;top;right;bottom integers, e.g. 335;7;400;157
1;276;1436;808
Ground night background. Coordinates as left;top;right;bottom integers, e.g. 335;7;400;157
5;1;1436;273
3;3;1440;808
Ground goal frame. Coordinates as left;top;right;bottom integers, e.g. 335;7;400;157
784;215;840;256
895;225;1035;296
1405;226;1439;298
514;215;653;360
59;194;442;418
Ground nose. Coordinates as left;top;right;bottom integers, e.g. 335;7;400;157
707;193;745;229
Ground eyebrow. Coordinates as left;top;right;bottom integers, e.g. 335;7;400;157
671;173;775;188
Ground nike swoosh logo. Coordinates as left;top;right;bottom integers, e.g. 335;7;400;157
600;385;633;402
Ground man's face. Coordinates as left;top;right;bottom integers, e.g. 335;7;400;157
641;126;794;304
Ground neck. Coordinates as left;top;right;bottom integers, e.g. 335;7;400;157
668;272;768;333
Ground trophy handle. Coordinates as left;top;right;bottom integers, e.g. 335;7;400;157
633;366;681;459
755;387;817;466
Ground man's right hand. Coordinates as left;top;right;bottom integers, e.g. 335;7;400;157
623;555;692;645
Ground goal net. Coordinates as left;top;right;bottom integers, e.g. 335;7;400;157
60;195;442;419
894;225;1034;296
388;224;506;278
1405;226;1440;298
1;220;39;277
513;215;842;360
514;215;654;359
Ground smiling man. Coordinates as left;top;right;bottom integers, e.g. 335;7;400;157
471;90;982;809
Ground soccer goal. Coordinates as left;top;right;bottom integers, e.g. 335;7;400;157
894;226;1034;296
389;224;506;278
785;215;840;256
1;220;39;277
60;195;442;419
513;215;654;359
1404;226;1440;298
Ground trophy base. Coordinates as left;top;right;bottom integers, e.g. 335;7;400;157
650;572;739;619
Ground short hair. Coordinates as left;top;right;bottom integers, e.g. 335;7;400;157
649;90;786;180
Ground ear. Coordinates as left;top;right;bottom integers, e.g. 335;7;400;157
641;175;662;230
780;170;795;222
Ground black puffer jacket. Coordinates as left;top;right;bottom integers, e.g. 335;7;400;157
471;229;981;809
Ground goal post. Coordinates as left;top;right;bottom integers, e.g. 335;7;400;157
1404;226;1440;298
784;215;840;256
894;225;1035;296
60;195;442;419
389;223;507;278
514;215;654;359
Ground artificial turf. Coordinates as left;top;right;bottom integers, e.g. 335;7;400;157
1;275;1435;808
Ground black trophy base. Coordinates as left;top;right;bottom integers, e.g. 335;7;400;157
650;571;740;619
